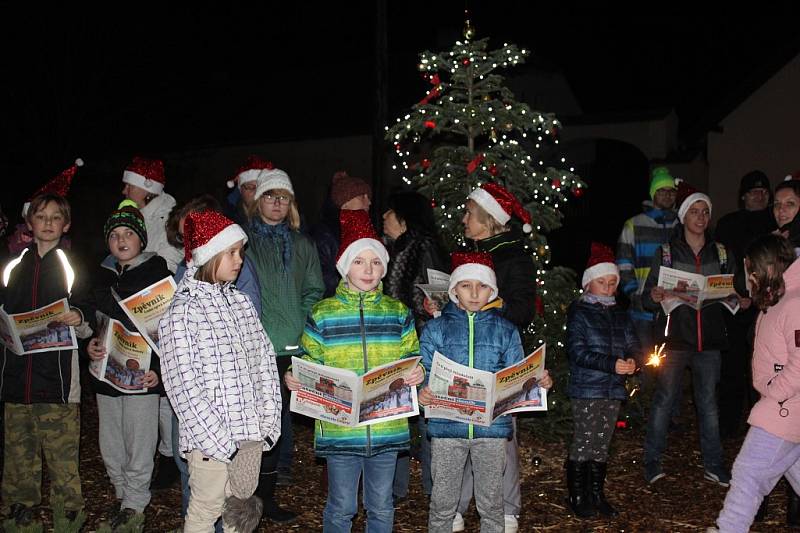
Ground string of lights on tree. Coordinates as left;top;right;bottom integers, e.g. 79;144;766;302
385;19;584;431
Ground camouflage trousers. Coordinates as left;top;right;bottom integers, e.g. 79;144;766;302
2;403;83;512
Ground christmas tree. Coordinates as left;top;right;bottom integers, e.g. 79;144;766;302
385;22;584;436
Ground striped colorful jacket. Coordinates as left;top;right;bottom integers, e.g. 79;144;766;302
615;208;678;321
300;280;419;457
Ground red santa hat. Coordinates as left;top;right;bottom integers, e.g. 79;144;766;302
122;156;166;196
23;158;84;217
335;209;389;278
448;251;498;303
183;210;248;267
227;155;274;189
675;179;712;223
467;182;533;233
581;242;619;289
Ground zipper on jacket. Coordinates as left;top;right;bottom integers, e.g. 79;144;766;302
694;252;703;352
359;293;371;456
468;311;475;440
26;252;42;404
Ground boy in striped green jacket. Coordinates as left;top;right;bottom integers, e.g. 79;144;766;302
285;209;423;533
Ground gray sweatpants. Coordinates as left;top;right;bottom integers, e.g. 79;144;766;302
458;417;520;516
429;438;505;533
158;395;175;457
97;394;160;512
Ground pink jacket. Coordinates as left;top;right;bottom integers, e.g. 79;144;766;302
749;258;800;442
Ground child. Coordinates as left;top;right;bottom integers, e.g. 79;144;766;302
565;243;639;519
1;190;87;526
158;210;282;532
713;234;800;533
418;251;553;533
81;200;171;530
284;209;423;533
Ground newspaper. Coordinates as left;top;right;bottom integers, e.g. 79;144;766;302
89;312;152;393
416;268;450;317
657;266;739;315
0;298;78;355
112;276;176;353
425;344;548;427
290;356;421;427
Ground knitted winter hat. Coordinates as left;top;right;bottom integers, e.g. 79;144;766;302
104;199;148;248
254;168;294;200
467;182;532;233
335;209;389;278
22;158;83;217
222;441;264;533
739;170;770;196
183;210;248;266
581;242;619;289
227;155;274;189
122;156;166;196
649;167;676;200
675;180;712;223
330;171;372;208
448;251;498;304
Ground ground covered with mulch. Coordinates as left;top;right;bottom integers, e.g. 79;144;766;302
19;387;800;532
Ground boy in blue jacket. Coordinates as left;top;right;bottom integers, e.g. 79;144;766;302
419;252;552;533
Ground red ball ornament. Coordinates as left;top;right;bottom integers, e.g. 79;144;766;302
462;58;471;66
488;165;499;176
572;186;584;198
430;198;437;208
394;143;401;151
534;295;545;317
551;179;561;189
421;158;431;169
424;120;436;129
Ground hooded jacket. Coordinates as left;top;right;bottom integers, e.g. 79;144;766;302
300;280;419;457
158;265;282;462
420;302;524;440
748;258;800;442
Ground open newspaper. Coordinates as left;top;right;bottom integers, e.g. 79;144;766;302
290;356;421;427
425;344;547;427
657;266;739;315
415;268;450;317
112;276;176;353
89;312;152;393
0;298;78;355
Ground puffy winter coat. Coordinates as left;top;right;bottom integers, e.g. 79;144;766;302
566;298;641;400
748;258;800;442
140;192;183;273
300;281;419;457
421;302;524;439
158;266;282;462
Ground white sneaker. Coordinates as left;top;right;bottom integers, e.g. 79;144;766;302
504;514;519;533
452;512;465;532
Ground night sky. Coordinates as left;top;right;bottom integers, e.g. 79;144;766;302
3;3;799;211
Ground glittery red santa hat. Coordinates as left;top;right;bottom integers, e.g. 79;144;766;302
468;182;533;233
122;156;166;195
581;242;619;288
183;210;248;267
22;158;84;217
674;179;712;223
227;155;274;189
448;251;498;303
335;209;389;278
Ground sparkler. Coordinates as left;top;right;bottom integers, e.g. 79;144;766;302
645;343;667;368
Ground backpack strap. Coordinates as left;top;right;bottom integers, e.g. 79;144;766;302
715;242;728;273
661;243;672;268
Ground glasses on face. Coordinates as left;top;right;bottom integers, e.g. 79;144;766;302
240;183;257;193
263;193;291;205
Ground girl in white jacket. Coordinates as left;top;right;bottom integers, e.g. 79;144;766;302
158;210;282;532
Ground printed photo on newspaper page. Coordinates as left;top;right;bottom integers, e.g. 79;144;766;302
0;298;78;355
657;266;738;315
416;268;451;317
113;276;176;353
425;351;495;427
358;356;420;425
492;344;548;418
90;312;152;393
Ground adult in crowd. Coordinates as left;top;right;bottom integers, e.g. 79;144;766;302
714;171;774;440
452;182;537;533
774;176;800;254
311;171;372;298
382;190;447;504
224;154;274;231
643;182;736;487
246;167;325;523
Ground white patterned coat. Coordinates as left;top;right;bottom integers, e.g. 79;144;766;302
158;266;281;462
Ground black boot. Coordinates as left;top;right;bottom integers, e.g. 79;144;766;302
788;484;800;526
588;461;618;518
754;494;769;522
257;472;297;524
566;460;595;519
150;453;179;490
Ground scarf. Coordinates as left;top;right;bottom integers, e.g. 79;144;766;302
251;219;292;271
581;292;617;307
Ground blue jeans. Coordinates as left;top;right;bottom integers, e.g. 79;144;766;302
644;349;723;471
324;452;398;533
